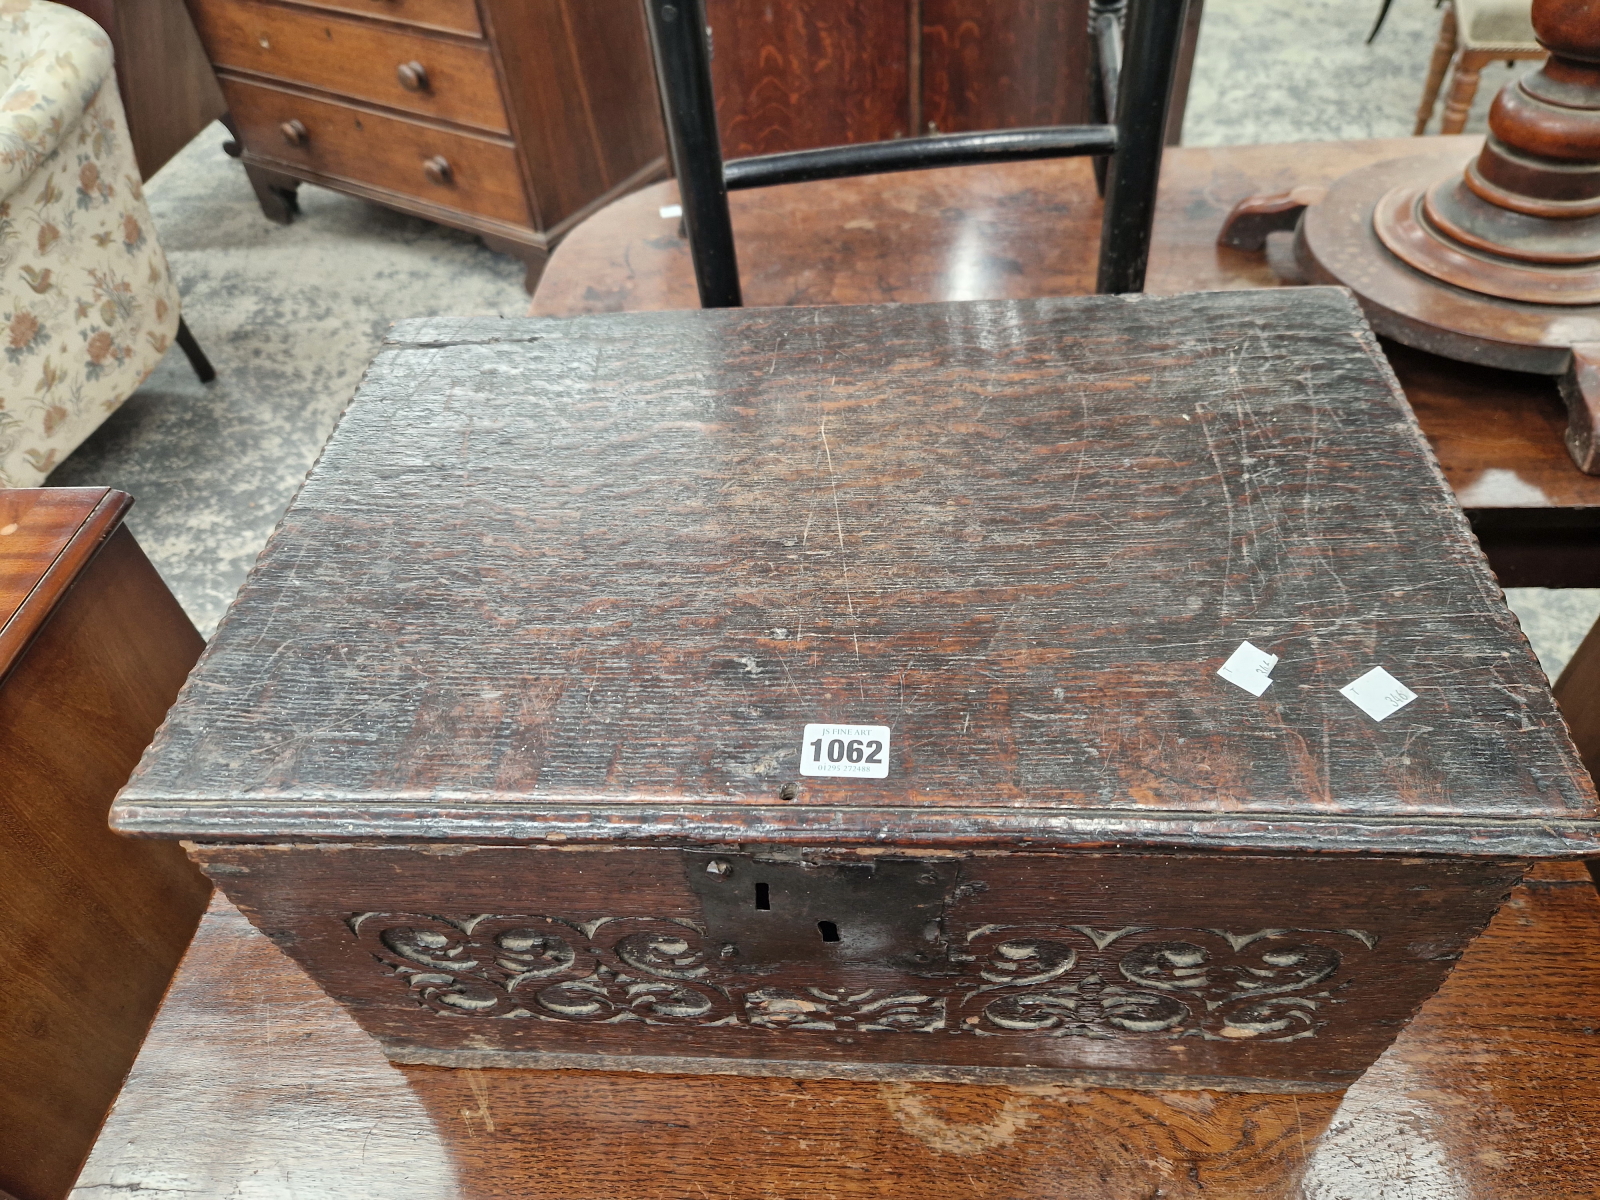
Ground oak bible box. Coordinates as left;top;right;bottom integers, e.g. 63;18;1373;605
114;290;1600;1093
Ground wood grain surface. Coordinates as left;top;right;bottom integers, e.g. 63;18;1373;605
0;497;210;1200
71;864;1600;1199
526;137;1441;318
481;0;667;235
920;0;1091;136
1298;154;1600;376
282;0;483;36
218;76;531;226
192;0;510;133
705;0;914;154
695;0;1190;156
0;488;129;683
525;135;1600;568
113;290;1594;855
193;842;1524;1089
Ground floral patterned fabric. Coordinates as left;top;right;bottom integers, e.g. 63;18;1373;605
0;0;180;486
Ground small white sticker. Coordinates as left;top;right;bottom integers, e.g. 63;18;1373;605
799;723;891;778
1340;666;1417;721
1217;641;1278;697
659;204;683;219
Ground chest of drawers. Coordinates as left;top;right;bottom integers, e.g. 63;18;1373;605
187;0;667;287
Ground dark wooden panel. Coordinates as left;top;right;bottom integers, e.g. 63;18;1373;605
705;0;913;155
527;136;1600;593
219;76;531;227
72;867;1600;1198
63;0;228;179
480;0;667;233
277;0;482;36
920;0;1091;135
188;0;509;133
113;290;1595;855
195;843;1520;1089
0;516;210;1200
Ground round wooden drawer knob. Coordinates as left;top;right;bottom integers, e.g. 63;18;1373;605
280;119;308;147
397;61;429;92
423;155;452;186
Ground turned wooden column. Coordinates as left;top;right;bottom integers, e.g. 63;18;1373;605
1372;0;1600;310
1224;0;1600;473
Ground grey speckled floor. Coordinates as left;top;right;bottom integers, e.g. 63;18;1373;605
48;0;1600;676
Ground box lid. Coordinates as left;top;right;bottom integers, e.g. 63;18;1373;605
113;291;1600;856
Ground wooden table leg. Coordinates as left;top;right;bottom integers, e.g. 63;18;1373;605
1441;49;1490;134
1415;2;1459;134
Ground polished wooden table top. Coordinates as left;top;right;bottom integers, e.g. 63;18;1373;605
76;863;1600;1197
531;136;1600;530
0;487;131;677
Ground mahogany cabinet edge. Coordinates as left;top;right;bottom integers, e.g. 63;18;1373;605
540;155;672;244
0;488;131;685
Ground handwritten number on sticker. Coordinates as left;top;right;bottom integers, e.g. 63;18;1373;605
1217;641;1278;697
1340;666;1417;722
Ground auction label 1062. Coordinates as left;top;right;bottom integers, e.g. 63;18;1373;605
798;723;892;779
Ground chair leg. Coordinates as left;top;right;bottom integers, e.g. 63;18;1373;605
1440;49;1488;135
1096;0;1188;295
1089;0;1126;199
643;0;741;308
174;318;216;384
1414;2;1458;134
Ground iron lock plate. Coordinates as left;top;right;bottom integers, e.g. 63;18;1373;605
684;853;962;975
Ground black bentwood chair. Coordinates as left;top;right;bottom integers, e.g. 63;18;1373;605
642;0;1191;308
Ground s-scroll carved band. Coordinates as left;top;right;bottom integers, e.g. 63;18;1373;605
963;928;1357;1042
353;913;734;1025
351;912;1375;1043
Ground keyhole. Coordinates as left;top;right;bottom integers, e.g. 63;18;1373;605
754;882;770;910
817;920;840;943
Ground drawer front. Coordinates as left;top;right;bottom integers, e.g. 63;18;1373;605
222;78;530;227
192;0;508;134
280;0;482;37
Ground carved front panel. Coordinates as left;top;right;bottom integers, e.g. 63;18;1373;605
196;844;1523;1087
352;911;1374;1045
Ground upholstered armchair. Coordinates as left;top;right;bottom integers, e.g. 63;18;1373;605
0;0;212;488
